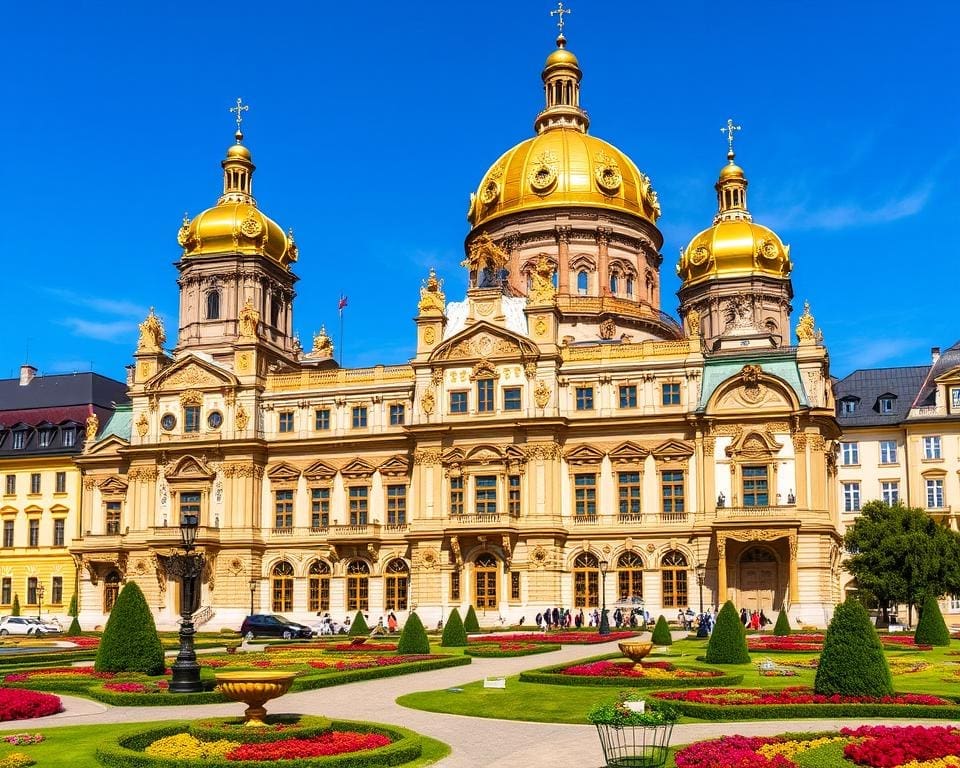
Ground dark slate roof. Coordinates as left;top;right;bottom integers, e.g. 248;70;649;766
833;365;929;427
0;372;128;412
914;340;960;408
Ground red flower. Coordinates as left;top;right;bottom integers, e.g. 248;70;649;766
840;725;960;767
652;686;950;706
225;730;390;760
0;688;62;721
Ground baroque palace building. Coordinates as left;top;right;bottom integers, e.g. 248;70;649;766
72;27;843;630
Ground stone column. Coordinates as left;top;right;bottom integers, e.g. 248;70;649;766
556;227;571;294
597;228;611;297
788;532;799;603
716;533;727;602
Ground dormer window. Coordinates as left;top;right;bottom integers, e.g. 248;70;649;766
878;397;894;414
62;429;75;448
839;398;859;415
38;430;53;448
11;431;25;450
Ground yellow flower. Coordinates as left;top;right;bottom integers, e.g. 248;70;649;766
0;753;35;768
758;736;844;759
145;733;240;758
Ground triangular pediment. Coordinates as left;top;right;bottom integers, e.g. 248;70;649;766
303;460;338;481
49;504;70;514
378;456;411;477
609;441;650;464
651;439;694;462
934;367;960;385
340;457;376;478
267;462;301;482
166;455;215;481
430;321;539;363
465;445;504;464
147;354;239;393
86;434;129;457
564;444;606;465
443;448;467;464
98;476;128;494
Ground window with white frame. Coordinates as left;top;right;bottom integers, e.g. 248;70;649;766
879;440;898;464
840;442;859;465
926;478;945;509
878;396;894;414
842;482;861;512
951;596;960;612
881;481;899;506
840;399;857;414
923;436;942;460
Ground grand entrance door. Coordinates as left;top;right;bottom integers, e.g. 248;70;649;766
474;554;498;609
739;547;778;613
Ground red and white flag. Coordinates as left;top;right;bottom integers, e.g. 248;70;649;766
338;294;348;312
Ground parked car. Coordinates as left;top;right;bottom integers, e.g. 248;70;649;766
0;616;39;636
29;618;62;635
240;614;313;640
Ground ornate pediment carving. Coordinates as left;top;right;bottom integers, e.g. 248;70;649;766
303;460;338;481
98;476;128;495
609;441;650;464
465;445;504;464
166;455;216;482
267;462;301;482
725;429;784;459
651;439;695;463
430;322;539;364
378;456;411;477
340;458;376;478
148;355;238;393
564;444;606;466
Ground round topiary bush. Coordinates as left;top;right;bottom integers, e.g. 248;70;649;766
463;605;480;633
815;596;892;697
348;610;370;636
651;615;673;646
441;608;467;647
773;610;791;637
914;595;951;647
396;611;430;655
704;601;750;665
95;581;164;675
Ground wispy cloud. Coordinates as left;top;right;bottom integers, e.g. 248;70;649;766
832;337;927;371
763;183;933;232
44;288;147;318
60;318;138;343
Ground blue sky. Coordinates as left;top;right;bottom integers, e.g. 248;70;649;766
1;1;957;382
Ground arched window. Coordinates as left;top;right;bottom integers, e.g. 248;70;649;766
385;559;409;611
346;560;369;612
609;274;618;294
206;291;220;320
271;561;294;612
577;270;589;295
308;560;330;612
618;552;644;602
626;277;634;298
270;293;281;328
661;550;688;608
474;553;498;609
573;552;599;607
104;571;121;613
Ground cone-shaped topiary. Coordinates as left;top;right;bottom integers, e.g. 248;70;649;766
441;608;468;647
463;605;480;633
348;610;369;636
651;615;673;645
773;610;791;637
915;595;951;646
11;595;20;617
67;593;78;618
705;601;751;664
397;611;430;654
94;582;164;675
67;616;82;636
815;596;892;697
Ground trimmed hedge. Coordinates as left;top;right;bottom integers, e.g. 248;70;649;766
440;609;467;647
518;652;742;689
464;644;560;658
915;595;951;646
463;606;480;633
657;699;960;721
0;650;97;667
773;610;791;637
396;612;430;655
651;615;673;646
67;616;83;636
815;596;892;697
348;611;370;637
11;595;20;617
705;601;750;665
190;715;332;743
88;686;226;707
95;582;164;675
290;654;470;692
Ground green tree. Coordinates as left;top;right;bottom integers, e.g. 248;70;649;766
396;611;430;654
463;605;480;633
814;596;892;697
10;595;20;617
844;501;960;626
704;601;750;664
914;595;951;646
67;593;78;618
94;582;164;675
347;610;369;636
651;615;673;645
441;608;468;647
67;616;82;636
773;610;791;637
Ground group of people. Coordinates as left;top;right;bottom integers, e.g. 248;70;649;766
535;607;577;630
613;607;650;629
312;611;399;636
740;607;771;630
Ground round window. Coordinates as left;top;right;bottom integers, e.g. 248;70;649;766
207;411;223;429
160;413;176;431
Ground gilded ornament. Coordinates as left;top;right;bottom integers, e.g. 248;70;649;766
599;319;616;340
135;412;149;437
527;254;556;306
528;150;559;193
534;316;548;337
639;173;662;218
235;404;249;431
524;362;537;379
238;298;260;339
413;449;442;466
179;390;203;407
757;238;779;260
177;213;192;248
430;368;444;386
163;365;219;389
85;412;99;442
475;301;495;317
594;151;622;193
480;179;500;205
417;268;446;315
689;244;711;267
420;389;436;415
306;325;334;358
533;380;551;408
239;209;263;238
686;308;701;337
423;326;436;345
137;308;166;352
795;300;815;342
471;359;498;380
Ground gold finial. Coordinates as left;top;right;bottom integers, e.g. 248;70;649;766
721;118;742;162
181;211;189;225
550;2;572;43
229;97;250;143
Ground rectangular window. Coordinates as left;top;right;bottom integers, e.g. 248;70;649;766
879;440;898;465
450;571;461;601
619;385;637;408
53;519;65;547
927;478;945;509
574;474;597;517
314;408;330;430
310;488;330;529
449;476;464;515
2;521;13;548
477;379;495;412
389;404;405;425
28;519;39;547
27;577;37;605
351;406;368;428
62;429;75;447
924;436;942;460
742;465;769;507
843;482;861;512
840;399;857;414
475;475;497;516
503;387;522;411
511;571;521;601
278;411;294;433
12;432;24;450
179;492;201;526
449;391;468;414
661;470;685;515
879;397;894;414
881;481;899;506
386;484;407;525
662;382;681;406
51;576;62;605
55;472;66;494
0;578;9;605
841;442;859;466
507;475;521;517
617;471;642;516
38;431;52;448
105;501;122;534
3;475;13;495
348;486;368;525
575;386;594;411
29;473;40;494
274;489;294;528
184;406;200;433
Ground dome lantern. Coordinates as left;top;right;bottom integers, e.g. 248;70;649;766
534;5;589;135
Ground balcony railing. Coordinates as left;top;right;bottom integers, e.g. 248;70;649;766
327;523;382;540
448;513;518;528
711;504;800;519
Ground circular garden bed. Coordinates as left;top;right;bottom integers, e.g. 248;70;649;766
519;654;741;688
0;688;61;721
464;642;560;658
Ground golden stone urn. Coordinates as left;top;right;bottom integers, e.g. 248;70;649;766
618;640;654;670
214;671;297;726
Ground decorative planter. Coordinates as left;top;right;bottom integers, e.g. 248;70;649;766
595;722;673;768
214;671;296;726
618;641;653;670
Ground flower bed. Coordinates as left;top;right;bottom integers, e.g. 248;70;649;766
519;653;742;689
563;660;724;680
747;634;824;652
880;635;933;650
0;688;62;721
190;716;331;744
471;631;637;645
464;642;559;658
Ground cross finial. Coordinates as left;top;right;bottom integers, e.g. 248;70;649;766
550;2;572;35
721;118;742;161
229;97;250;142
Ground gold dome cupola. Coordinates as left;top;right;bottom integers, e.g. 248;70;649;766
534;6;589;135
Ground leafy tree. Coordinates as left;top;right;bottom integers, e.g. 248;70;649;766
773;610;791;637
463;605;480;633
396;611;430;654
814;596;892;697
704;601;750;664
94;582;164;675
347;610;369;636
441;608;467;647
651;615;673;645
67;593;78;618
914;595;951;646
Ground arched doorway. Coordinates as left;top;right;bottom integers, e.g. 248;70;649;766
271;561;294;612
346;560;369;612
104;571;120;613
739;547;779;613
474;553;498;610
384;559;409;611
308;561;330;612
617;552;644;602
573;552;599;608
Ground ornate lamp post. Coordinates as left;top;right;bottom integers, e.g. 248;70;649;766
695;563;706;614
37;583;45;620
249;578;258;617
168;512;203;693
598;558;610;636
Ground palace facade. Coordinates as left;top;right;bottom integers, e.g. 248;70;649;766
71;29;843;630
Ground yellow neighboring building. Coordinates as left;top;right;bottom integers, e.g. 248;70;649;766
72;28;843;630
0;367;127;624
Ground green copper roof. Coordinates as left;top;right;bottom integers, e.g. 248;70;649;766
697;353;808;412
98;403;132;442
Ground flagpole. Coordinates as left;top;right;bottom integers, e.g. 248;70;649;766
339;306;344;367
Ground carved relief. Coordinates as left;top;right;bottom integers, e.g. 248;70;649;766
235;404;249;430
527;254;556;306
238;298;259;339
795;300;815;342
599;319;616;340
450;537;463;568
420;389;436;416
523;442;562;460
533;380;551;408
135;412;149;437
413;450;442;466
686;309;700;337
179;390;203;407
422;327;436;345
470;359;498;380
534;316;548;337
530;545;549;569
524;362;537;379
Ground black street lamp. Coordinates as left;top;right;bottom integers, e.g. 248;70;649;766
37;583;45;620
598;558;610;636
695;563;706;614
249;578;258;618
168;512;204;694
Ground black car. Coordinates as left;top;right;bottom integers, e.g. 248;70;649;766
240;614;313;640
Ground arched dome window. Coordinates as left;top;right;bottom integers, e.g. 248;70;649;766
271;561;294;612
474;553;498;609
573;552;599;607
661;550;688;608
308;560;330;612
206;291;220;320
577;271;589;295
626;277;634;298
617;552;644;602
385;559;409;611
610;274;619;294
346;560;369;612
